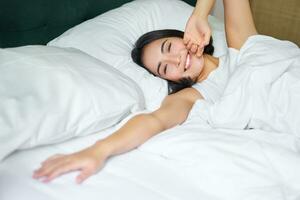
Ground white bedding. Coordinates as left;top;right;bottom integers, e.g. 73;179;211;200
1;1;300;199
1;112;300;200
48;0;227;111
193;35;300;137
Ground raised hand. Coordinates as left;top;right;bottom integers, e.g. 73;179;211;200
184;13;212;57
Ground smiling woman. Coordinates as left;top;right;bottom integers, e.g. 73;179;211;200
31;0;300;186
131;29;214;94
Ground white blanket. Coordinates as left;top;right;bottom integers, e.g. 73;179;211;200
1;36;300;200
194;35;300;136
1;112;300;200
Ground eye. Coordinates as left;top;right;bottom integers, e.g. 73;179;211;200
164;64;168;74
167;43;172;52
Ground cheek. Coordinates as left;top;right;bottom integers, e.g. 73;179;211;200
167;67;183;80
189;56;204;76
142;58;157;75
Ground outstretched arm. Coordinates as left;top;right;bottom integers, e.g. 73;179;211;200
223;0;257;49
33;88;202;183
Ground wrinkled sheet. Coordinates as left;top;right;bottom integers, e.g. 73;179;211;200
1;112;300;200
195;35;300;136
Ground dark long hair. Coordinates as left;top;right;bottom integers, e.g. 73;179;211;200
131;29;214;94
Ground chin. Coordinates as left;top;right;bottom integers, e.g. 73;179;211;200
190;55;204;77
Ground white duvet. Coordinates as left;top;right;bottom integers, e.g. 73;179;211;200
2;1;300;199
1;112;300;200
1;35;300;200
194;35;300;136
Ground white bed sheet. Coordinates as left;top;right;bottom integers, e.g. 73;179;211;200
1;112;300;200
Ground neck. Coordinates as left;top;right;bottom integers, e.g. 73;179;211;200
197;54;219;82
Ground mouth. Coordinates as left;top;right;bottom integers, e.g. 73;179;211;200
184;53;191;72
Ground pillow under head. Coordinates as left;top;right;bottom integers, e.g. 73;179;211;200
48;0;227;110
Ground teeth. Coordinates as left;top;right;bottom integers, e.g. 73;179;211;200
185;54;190;70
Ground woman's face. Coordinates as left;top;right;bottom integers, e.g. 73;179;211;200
142;37;205;82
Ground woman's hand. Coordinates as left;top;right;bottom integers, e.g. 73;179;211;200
184;13;211;57
33;144;109;184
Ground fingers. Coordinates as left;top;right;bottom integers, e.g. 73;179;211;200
186;40;194;50
33;156;76;182
185;40;203;57
196;46;204;58
184;33;203;55
33;146;107;184
76;169;94;184
34;158;63;179
183;36;190;45
184;33;209;57
190;44;198;54
42;163;77;183
33;155;102;184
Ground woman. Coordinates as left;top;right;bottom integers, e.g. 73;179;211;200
131;29;215;95
32;0;289;183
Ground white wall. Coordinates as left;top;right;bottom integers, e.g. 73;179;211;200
211;0;224;22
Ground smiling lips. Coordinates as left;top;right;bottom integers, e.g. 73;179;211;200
184;53;191;71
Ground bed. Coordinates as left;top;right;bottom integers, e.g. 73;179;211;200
1;0;300;200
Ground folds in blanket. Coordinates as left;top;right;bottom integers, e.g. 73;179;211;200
191;36;300;136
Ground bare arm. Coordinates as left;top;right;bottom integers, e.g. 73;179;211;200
33;88;202;183
193;0;215;19
101;87;202;156
223;0;258;49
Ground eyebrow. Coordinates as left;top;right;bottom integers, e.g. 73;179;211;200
157;39;168;76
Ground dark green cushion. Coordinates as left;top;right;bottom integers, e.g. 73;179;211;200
0;0;196;48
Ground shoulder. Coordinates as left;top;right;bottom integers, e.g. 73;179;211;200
164;87;203;104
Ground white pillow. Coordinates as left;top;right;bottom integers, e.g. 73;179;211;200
48;0;227;110
0;46;144;161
